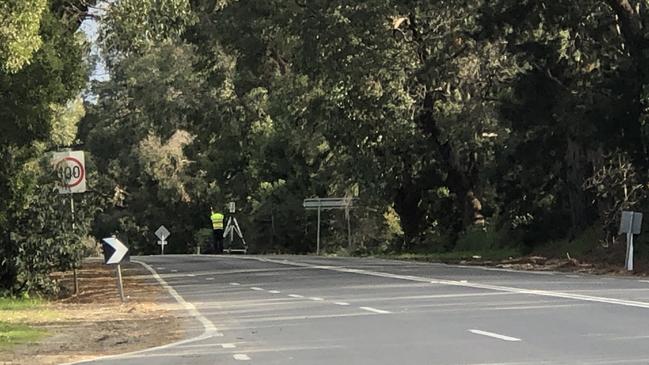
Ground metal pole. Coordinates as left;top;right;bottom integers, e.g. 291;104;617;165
70;194;79;295
347;208;352;251
317;207;321;255
116;264;125;302
627;232;634;271
161;239;165;255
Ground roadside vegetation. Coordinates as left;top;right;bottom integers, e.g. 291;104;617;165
5;0;649;297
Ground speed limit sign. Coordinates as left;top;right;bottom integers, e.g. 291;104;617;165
52;151;87;194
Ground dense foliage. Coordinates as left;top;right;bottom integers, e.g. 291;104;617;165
4;0;649;293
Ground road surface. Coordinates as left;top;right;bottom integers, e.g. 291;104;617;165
70;255;649;365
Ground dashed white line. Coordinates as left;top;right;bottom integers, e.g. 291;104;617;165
309;297;324;301
268;290;280;294
469;329;521;342
288;294;304;298
230;282;241;286
171;269;178;273
334;302;350;306
359;306;391;314
187;274;196;277
221;343;236;349
250;287;264;291
205;277;215;281
233;354;251;361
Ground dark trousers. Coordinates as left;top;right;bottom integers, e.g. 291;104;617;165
212;229;224;254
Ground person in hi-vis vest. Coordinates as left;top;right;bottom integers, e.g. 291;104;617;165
210;207;224;254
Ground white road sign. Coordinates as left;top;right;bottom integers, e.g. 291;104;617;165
155;225;170;240
52;150;87;194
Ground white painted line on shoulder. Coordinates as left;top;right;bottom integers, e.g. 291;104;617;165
61;261;220;365
269;290;280;294
360;306;391;314
310;297;324;301
469;329;521;342
250;287;264;291
221;343;236;349
288;294;304;298
230;282;241;286
335;302;350;306
233;354;251;360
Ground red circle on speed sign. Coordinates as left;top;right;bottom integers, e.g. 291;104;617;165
56;157;85;188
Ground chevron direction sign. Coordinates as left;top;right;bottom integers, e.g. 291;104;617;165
101;237;130;265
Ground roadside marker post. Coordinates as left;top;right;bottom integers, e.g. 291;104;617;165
619;211;643;271
101;236;130;302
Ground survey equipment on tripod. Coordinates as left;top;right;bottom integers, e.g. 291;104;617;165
223;201;248;254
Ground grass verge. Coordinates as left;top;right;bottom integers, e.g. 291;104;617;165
0;322;46;348
377;248;521;263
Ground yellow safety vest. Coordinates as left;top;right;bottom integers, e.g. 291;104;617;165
211;212;224;229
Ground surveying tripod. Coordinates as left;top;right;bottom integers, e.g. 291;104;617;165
223;202;248;254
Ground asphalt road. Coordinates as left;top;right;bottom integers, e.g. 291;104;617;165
70;255;649;365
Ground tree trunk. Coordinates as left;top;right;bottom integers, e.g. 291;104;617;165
565;136;588;235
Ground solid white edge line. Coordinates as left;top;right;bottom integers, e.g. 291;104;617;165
61;260;219;365
236;256;649;310
469;329;521;342
360;306;391;314
234;354;251;360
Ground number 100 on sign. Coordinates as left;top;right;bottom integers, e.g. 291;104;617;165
52;151;87;194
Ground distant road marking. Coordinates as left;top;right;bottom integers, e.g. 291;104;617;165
205;277;215;281
233;354;251;360
269;290;280;294
639;280;649;284
288;294;304;298
230;282;241;286
241;257;649;310
360;306;391;314
566;275;581;278
187;274;196;277
469;329;521;342
157;267;166;270
250;287;264;291
221;343;236;349
309;297;324;301
335;302;350;306
171;269;178;273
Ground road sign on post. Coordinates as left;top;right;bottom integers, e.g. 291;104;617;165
303;197;356;255
619;211;643;271
155;225;170;255
101;237;130;302
52;151;87;194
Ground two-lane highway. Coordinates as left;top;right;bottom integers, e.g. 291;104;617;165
70;255;649;365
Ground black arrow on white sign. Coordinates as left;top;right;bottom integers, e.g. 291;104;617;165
102;237;129;265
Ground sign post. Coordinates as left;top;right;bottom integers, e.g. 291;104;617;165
101;236;130;302
619;211;643;271
155;225;170;255
52;150;87;295
303;197;356;255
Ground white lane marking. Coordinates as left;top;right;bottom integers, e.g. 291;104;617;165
171;269;178;273
157;267;166;270
469;329;521;342
334;302;350;306
241;257;649;310
233;354;251;360
269;290;281;294
187;274;196;277
360;306;391;314
250;287;264;291
639;280;649;284
566;275;580;278
230;282;241;286
62;261;219;365
221;343;236;349
288;294;304;298
309;297;324;301
205;277;215;281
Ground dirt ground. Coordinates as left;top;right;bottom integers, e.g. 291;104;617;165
0;260;186;365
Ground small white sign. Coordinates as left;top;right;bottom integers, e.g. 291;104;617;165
52;151;87;194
